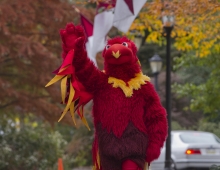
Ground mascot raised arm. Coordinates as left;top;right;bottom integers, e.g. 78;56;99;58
46;23;168;170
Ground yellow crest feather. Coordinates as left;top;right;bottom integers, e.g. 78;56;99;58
108;72;150;97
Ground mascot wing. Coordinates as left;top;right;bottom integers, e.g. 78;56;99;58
45;23;93;130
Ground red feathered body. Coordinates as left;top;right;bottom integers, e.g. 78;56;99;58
59;24;168;170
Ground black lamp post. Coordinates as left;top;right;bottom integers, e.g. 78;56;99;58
149;54;162;91
162;14;174;170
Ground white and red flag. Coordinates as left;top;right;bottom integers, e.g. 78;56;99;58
91;1;115;59
78;0;147;62
79;14;96;64
113;0;147;33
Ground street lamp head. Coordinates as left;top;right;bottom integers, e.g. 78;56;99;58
130;30;143;50
134;34;143;50
149;54;163;74
162;15;175;28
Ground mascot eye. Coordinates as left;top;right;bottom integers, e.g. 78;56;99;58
105;45;111;50
122;42;128;47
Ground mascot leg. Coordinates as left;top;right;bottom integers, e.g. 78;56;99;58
122;160;142;170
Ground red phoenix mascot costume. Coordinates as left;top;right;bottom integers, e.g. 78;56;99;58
46;23;168;170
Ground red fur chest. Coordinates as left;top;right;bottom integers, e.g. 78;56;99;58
92;76;149;138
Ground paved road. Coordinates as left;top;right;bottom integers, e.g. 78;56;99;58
73;167;92;170
73;166;152;170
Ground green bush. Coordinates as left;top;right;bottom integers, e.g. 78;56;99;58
210;165;220;170
172;120;220;138
197;120;220;138
0;114;69;170
62;116;94;167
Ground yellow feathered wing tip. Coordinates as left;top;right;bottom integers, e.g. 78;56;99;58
92;150;101;170
70;102;77;126
79;106;91;131
81;117;91;131
45;73;90;130
58;83;75;122
45;75;64;87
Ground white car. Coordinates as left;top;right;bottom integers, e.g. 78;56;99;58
150;130;220;170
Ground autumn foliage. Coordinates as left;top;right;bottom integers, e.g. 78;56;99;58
130;0;220;57
1;0;220;124
0;0;86;124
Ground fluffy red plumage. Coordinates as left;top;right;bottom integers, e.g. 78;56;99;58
59;23;168;170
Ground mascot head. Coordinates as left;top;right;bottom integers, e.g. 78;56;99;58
102;37;141;79
102;36;138;65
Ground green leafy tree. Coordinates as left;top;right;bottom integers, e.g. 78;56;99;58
0;113;69;170
173;51;220;120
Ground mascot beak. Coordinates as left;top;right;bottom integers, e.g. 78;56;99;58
112;50;121;59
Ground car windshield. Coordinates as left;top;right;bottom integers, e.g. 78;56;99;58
180;132;220;144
